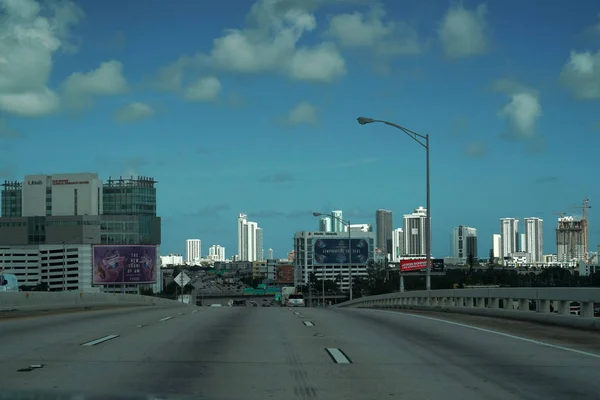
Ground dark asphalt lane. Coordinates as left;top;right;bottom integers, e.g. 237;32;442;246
1;305;599;399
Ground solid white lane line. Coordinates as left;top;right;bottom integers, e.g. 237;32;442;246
294;312;301;315
159;316;173;322
81;334;119;347
372;309;600;360
326;348;352;364
192;309;199;313
303;321;315;327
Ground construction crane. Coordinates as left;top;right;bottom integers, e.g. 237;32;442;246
569;198;592;255
552;211;567;219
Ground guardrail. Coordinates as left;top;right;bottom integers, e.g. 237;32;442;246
336;288;600;330
0;291;187;314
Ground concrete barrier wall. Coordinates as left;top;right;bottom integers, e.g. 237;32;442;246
0;291;187;313
335;287;600;331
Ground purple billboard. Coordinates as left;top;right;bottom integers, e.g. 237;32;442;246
92;245;157;285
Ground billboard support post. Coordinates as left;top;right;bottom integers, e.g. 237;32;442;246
357;116;432;290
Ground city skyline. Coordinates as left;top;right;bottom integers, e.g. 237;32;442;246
0;0;597;262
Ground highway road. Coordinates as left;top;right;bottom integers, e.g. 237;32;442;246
2;305;600;399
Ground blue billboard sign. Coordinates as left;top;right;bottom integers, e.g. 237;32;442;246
313;238;370;265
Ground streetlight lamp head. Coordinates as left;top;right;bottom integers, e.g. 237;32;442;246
312;212;322;217
357;116;375;125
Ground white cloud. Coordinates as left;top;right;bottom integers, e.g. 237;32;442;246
202;0;346;82
283;101;319;125
183;77;221;102
0;0;84;117
438;3;490;59
560;50;600;100
61;60;128;109
114;102;155;123
498;92;542;139
325;7;422;56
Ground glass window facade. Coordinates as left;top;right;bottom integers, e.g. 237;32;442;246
1;181;22;217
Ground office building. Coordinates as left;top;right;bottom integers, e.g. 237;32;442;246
376;209;393;257
524;217;543;263
331;210;343;232
403;206;427;257
161;254;184;266
186;239;201;265
237;213;259;261
391;228;405;261
0;173;161;292
344;224;372;232
256;228;264;261
319;217;332;232
103;176;157;216
293;231;375;293
208;245;225;261
451;225;478;264
500;218;519;261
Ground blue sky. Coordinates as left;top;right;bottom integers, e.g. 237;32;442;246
1;0;599;259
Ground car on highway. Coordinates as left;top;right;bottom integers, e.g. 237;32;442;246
232;300;246;307
286;294;305;307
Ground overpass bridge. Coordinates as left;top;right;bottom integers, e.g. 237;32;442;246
2;288;600;399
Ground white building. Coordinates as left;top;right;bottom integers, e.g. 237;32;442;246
451;225;477;264
391;228;405;262
160;254;184;266
238;213;259;261
403;206;427;257
208;245;225;261
344;224;372;232
492;234;501;259
500;218;519;261
524;217;543;262
293;231;375;293
331;210;343;232
319;217;332;232
267;248;274;259
186;239;201;265
22;173;103;217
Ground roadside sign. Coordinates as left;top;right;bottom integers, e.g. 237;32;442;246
174;272;191;287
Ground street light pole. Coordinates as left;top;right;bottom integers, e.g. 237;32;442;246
357;117;432;290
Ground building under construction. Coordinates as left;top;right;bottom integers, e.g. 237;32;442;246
556;216;585;262
556;198;591;262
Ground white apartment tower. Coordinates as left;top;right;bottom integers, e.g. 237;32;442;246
208;245;225;261
492;234;501;259
186;239;201;265
331;210;343;232
500;218;519;260
237;213;259;261
319;217;332;232
391;228;405;261
268;248;274;259
403;206;427;257
452;225;478;264
524;217;543;262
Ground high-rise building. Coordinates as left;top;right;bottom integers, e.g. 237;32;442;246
524;217;543;262
391;228;405;261
331;210;343;232
208;245;225;261
319;217;332;232
1;181;22;217
556;216;584;262
186;239;201;265
451;225;477;264
500;218;519;260
403;206;427;257
103;176;157;216
492;234;501;259
268;248;274;259
237;213;259;261
376;209;393;257
256;228;264;261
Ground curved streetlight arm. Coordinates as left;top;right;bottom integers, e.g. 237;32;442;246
374;120;428;149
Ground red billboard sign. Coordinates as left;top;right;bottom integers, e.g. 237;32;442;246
276;265;294;283
400;259;427;272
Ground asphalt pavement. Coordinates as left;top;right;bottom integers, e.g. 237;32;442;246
1;304;600;399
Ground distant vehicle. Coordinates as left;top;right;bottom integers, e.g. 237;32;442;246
286;294;305;307
232;300;246;307
209;303;222;307
0;273;19;292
